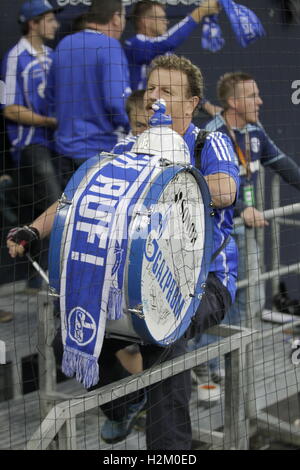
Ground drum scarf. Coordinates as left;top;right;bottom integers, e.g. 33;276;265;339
201;0;266;52
60;154;160;388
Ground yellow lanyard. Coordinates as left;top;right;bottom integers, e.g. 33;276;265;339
225;121;252;179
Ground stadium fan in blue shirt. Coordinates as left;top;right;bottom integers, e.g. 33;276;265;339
206;72;300;223
114;55;239;305
46;0;131;187
98;54;239;449
191;72;300;384
7;54;239;450
124;0;222;116
2;0;62;216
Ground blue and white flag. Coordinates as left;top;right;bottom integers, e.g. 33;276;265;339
220;0;266;47
59;153;160;388
201;0;265;52
201;14;225;53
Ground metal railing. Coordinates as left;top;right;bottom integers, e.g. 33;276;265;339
1;166;299;450
243;173;300;444
26;317;256;450
21;195;300;450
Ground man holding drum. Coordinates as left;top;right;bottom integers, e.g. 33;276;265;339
98;55;239;448
7;54;239;450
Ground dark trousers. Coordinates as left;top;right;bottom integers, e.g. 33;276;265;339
0;176;18;225
16;145;61;285
18;144;61;219
53;272;231;450
187;272;232;340
89;335;192;450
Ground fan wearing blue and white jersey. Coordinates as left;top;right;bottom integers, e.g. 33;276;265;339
46;0;131;187
2;39;55;163
108;54;239;450
124;0;222;117
207;71;300;308
114;57;240;303
114;116;239;304
2;0;62;215
191;71;300;384
206;73;300;224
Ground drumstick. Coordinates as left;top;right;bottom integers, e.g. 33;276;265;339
26;253;50;285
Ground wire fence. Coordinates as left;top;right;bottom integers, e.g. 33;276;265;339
1;0;300;452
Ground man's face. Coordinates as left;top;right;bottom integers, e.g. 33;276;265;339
35;12;59;41
129;101;148;136
144;5;168;36
233;80;263;124
144;67;198;135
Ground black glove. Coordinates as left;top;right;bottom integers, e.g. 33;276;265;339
7;225;41;256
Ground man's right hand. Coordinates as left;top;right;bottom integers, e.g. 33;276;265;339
241;207;269;228
6;226;40;258
45;117;57;128
200;0;220;16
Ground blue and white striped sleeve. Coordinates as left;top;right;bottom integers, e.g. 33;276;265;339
201;132;240;185
1;50;24;108
45;57;55;117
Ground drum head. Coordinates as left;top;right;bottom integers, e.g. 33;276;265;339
127;165;213;346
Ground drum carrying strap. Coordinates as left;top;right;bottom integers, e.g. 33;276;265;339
194;129;231;262
193;129;211;169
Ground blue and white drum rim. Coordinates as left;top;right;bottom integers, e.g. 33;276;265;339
126;164;213;346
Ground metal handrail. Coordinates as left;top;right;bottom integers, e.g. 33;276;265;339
26;324;256;450
234;201;300;227
25;199;300;450
234;201;300;290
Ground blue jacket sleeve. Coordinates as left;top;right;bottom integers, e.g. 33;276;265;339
259;124;286;166
258;124;300;192
100;42;131;134
124;16;198;65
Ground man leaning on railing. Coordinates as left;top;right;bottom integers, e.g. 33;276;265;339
190;71;300;385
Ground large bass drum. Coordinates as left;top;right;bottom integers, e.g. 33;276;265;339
48;151;213;346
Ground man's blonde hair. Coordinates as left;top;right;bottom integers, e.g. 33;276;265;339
217;71;254;110
147;54;204;100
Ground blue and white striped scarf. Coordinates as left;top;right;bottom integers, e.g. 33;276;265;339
60;153;160;388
